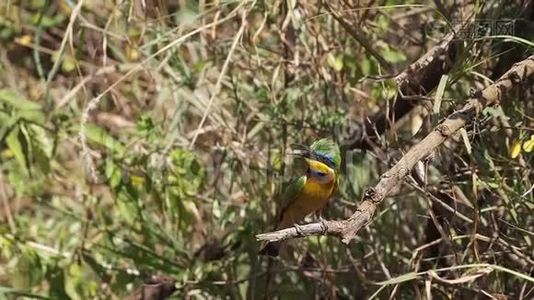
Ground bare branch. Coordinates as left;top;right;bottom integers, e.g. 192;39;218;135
344;26;462;150
256;55;534;245
256;220;345;242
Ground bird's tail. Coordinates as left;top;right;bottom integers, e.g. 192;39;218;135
258;241;281;257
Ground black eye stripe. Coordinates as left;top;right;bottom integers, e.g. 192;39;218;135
311;170;327;177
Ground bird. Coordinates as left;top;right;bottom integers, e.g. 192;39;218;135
259;138;341;257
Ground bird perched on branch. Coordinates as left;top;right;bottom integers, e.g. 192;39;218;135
259;138;341;257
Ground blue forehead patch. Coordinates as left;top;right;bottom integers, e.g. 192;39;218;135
312;152;336;169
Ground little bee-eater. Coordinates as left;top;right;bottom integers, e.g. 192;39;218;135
259;138;341;256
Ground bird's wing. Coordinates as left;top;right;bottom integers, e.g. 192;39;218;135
287;174;306;192
280;175;306;207
276;176;307;223
258;176;307;257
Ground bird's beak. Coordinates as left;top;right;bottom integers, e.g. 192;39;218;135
289;149;311;158
289;143;313;157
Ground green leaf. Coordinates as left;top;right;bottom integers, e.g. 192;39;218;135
32;143;50;175
12;248;44;290
16;109;46;126
381;46;406;64
137;115;156;136
0;89;42;110
0;110;10;124
85;124;125;154
105;160;122;188
361;58;372;76
6;127;28;174
0;111;15;139
117;190;138;224
0;286;50;299
20;124;52;175
327;53;343;71
61;54;77;73
19;124;35;174
169;149;204;196
28;124;53;158
47;264;69;300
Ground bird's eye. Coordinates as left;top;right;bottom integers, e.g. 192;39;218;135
316;171;327;177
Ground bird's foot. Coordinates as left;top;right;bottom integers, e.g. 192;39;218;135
318;216;328;234
293;223;304;236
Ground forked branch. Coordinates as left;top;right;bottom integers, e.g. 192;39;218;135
257;55;534;245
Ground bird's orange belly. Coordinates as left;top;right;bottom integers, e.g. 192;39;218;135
280;179;335;227
300;180;334;207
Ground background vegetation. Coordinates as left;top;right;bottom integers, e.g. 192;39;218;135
0;0;533;299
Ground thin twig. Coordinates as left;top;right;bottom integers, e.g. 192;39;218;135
189;9;249;148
